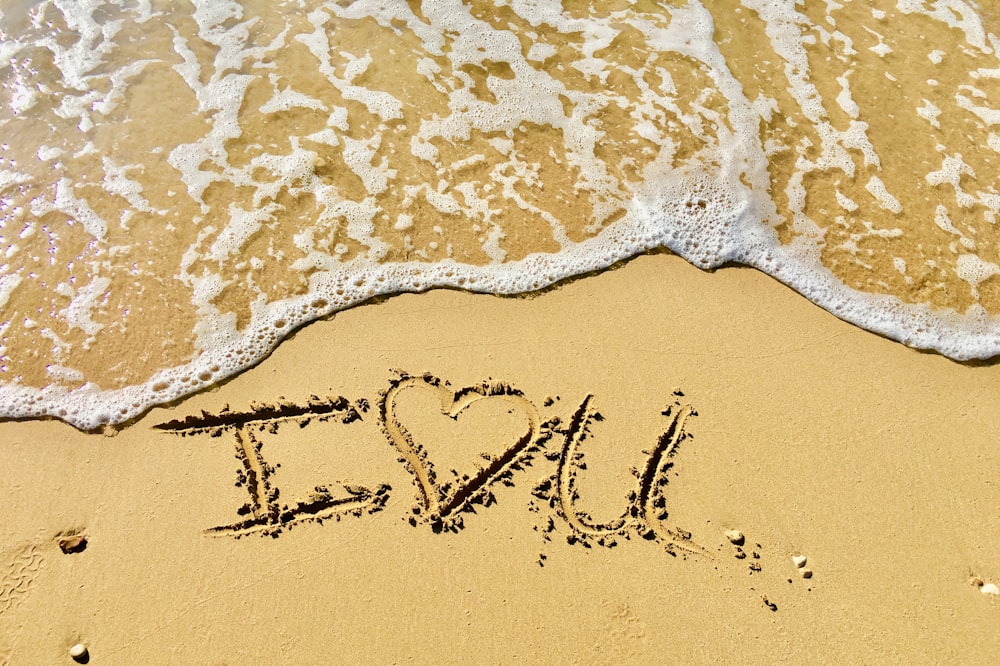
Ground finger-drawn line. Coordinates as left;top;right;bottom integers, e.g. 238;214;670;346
233;427;279;526
532;393;709;558
554;395;632;538
201;424;391;538
205;482;392;538
156;394;388;538
637;401;709;557
154;395;366;436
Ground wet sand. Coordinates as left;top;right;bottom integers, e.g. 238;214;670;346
1;253;998;663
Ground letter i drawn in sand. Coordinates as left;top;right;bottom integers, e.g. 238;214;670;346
155;395;391;537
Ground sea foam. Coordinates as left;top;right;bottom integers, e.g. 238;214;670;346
1;0;1000;429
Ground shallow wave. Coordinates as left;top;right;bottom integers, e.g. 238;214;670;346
1;0;999;428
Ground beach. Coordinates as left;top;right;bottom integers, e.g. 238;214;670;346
1;253;998;663
3;1;1000;662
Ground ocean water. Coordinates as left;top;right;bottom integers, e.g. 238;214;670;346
1;0;998;429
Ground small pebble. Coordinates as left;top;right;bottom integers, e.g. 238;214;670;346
725;530;745;546
58;534;87;554
69;643;88;662
791;554;807;568
800;568;813;579
982;582;1000;596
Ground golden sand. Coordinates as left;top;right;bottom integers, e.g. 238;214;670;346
1;255;997;663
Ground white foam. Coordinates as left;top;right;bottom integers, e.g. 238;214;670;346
835;73;860;118
46;365;84;383
926;154;977;208
206;204;278;262
5;0;1000;430
865;176;903;214
102;158;162;219
956;254;1000;298
898;0;991;53
956;92;1000;125
260;87;328;114
866;31;893;58
0;273;23;310
37;146;63;161
527;42;556;62
835;190;859;212
57;276;111;338
9;73;38;115
29;177;108;240
917;99;942;128
0;168;30;193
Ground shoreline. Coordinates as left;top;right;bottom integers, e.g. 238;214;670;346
6;241;1000;433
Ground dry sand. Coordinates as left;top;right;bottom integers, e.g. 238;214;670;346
1;253;998;664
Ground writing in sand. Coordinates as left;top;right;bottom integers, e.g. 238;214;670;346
156;371;708;560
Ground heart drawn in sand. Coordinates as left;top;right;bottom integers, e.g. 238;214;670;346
379;372;547;532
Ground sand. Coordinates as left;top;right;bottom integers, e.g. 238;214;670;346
1;253;998;663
